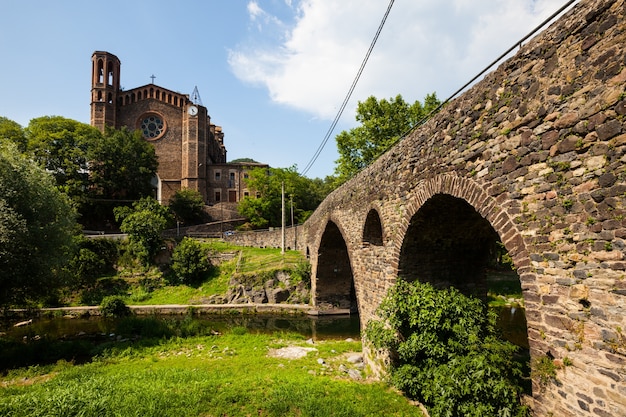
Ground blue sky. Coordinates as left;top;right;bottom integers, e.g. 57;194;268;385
0;0;575;179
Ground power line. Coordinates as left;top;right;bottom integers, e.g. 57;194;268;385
300;0;395;177
385;0;579;154
301;0;578;179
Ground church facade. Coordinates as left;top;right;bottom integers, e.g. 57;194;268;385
90;51;264;205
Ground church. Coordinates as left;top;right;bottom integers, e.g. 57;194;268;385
89;51;266;205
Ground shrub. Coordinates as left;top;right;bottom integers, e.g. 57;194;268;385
366;280;529;417
169;237;213;285
100;296;131;318
169;188;205;224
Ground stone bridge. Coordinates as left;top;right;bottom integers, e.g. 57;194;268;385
228;0;626;415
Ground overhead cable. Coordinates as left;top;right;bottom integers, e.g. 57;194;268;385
300;0;395;177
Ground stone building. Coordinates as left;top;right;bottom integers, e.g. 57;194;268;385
208;161;268;204
90;51;264;205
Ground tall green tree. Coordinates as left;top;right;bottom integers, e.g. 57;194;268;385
0;143;78;307
169;188;205;224
114;197;173;265
334;93;440;185
238;166;329;228
24;116;102;203
0;117;27;153
87;126;158;201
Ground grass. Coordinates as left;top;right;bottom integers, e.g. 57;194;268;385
118;240;307;306
0;330;424;417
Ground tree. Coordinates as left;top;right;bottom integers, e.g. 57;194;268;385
238;166;329;228
114;197;173;265
169;237;213;285
366;279;529;417
334;93;440;185
169;188;205;224
87;126;158;202
24;116;102;203
0;142;78;307
0;117;27;153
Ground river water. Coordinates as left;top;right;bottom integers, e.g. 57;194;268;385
2;306;527;347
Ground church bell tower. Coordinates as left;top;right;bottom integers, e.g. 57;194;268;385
91;51;120;132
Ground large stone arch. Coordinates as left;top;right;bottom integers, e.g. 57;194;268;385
391;175;530;283
390;174;534;368
311;217;358;312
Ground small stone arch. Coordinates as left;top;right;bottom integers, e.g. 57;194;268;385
363;208;384;246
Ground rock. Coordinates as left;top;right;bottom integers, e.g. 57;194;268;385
267;346;317;360
269;288;290;303
347;354;363;364
13;319;32;327
347;369;362;380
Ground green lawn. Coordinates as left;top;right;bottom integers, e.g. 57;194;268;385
0;330;423;417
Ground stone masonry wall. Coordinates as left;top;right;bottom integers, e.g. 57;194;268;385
231;1;626;415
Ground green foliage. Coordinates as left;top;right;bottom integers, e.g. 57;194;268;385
69;237;119;287
532;355;558;388
114;197;173;265
334;93;441;185
81;277;129;305
100;295;131;318
169;237;213;285
237;165;332;228
0;116;27;152
0;142;78;307
290;260;312;287
24;116;102;205
366;280;529;417
169;188;205;224
87;126;158;202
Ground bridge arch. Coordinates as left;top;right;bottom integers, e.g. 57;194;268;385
391;175;530;282
391;174;532;358
312;218;358;312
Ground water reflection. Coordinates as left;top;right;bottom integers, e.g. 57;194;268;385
1;314;362;342
2;306;527;347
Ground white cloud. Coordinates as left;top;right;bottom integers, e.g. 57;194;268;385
230;0;577;121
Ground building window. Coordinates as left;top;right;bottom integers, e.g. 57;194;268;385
139;114;165;139
215;191;221;202
244;191;249;198
243;173;249;179
229;172;235;188
215;171;221;181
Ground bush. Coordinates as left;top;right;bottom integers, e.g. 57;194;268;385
169;237;213;285
80;277;129;306
169;188;205;224
100;296;131;318
366;280;529;417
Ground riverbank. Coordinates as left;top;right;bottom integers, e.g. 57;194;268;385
2;303;352;320
0;330;424;416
